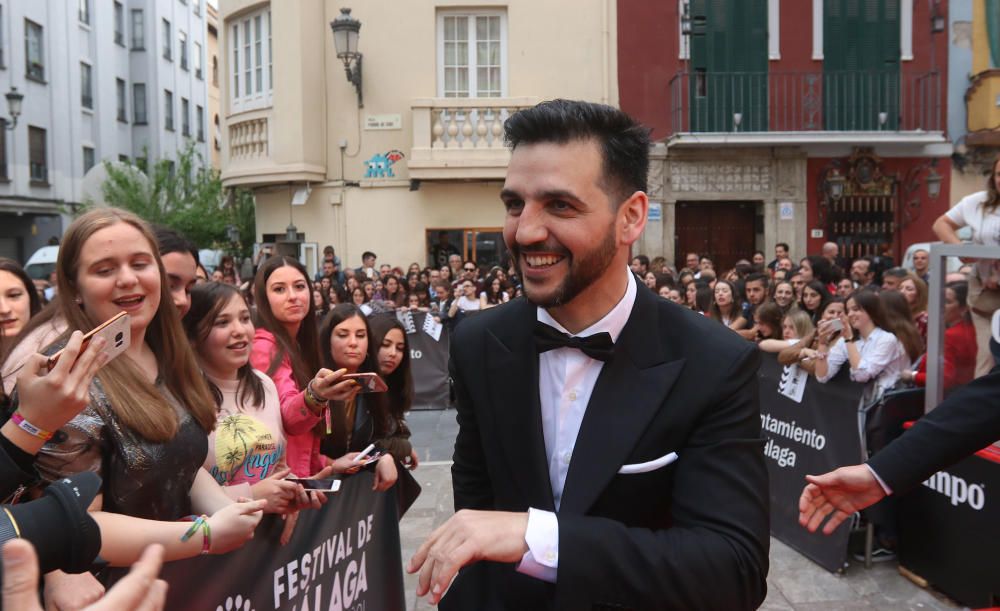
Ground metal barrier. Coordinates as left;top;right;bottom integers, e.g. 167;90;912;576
925;243;1000;412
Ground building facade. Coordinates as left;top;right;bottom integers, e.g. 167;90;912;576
621;0;952;270
0;0;209;263
207;1;221;169
952;0;999;200
219;0;617;275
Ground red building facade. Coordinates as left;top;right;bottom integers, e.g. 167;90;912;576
620;0;951;269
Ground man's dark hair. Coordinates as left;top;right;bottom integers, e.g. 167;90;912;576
362;251;376;261
634;254;649;267
883;266;909;281
776;243;790;253
503;99;650;202
153;225;199;265
745;272;769;289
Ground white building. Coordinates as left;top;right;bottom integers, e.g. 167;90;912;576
0;0;209;264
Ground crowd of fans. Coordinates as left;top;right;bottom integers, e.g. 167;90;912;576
629;240;977;398
0;208;425;607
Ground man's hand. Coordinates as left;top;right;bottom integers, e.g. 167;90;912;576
798;465;887;534
5;540;167;611
407;510;529;605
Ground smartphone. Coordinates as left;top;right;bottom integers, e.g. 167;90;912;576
822;319;844;333
286;478;342;493
357;451;384;467
342;372;388;393
47;311;131;371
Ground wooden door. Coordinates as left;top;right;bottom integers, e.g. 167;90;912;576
674;201;757;272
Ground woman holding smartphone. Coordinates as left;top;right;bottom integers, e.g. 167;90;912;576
250;256;357;477
813;291;909;407
369;314;418;468
319;304;398;491
8;208;263;605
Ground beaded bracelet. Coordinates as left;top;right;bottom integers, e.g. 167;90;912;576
10;412;54;441
180;514;212;555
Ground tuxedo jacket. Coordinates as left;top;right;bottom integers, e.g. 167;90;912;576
868;366;1000;493
442;286;770;610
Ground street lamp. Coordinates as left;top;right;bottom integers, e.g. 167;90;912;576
4;87;23;130
825;168;845;201
330;8;363;108
925;168;942;200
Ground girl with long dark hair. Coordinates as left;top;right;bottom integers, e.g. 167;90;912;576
368;314;418;467
318;304;398;491
0;258;42;357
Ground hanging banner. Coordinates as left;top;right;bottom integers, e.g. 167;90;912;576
408;311;451;410
758;353;865;572
157;471;406;610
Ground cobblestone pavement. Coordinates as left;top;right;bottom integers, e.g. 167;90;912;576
400;410;961;611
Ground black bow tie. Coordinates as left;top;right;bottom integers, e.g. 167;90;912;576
534;321;615;362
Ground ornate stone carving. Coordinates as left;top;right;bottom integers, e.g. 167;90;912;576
668;161;772;194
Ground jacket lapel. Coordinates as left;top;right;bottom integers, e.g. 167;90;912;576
485;300;556;511
559;288;686;515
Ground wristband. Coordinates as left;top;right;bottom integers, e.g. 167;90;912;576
180;514;212;555
305;381;328;410
11;412;54;442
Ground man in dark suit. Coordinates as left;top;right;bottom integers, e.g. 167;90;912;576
407;100;770;610
799;365;1000;534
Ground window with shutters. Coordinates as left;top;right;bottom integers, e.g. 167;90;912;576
179;31;188;70
133;83;147;124
80;63;93;110
131;10;144;49
436;10;507;98
164;89;174;131
194;41;202;79
28;126;47;184
83;146;96;173
823;0;900;130
116;79;127;122
79;0;90;25
0;122;7;180
162;19;172;60
114;2;125;46
229;8;272;112
25;20;44;81
196;105;204;141
181;97;190;136
687;0;768;131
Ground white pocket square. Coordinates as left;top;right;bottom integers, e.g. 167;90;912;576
618;451;679;474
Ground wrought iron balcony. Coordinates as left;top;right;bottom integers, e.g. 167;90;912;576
667;70;942;137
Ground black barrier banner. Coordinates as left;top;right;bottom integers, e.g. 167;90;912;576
899;447;1000;608
758;352;865;572
408;312;450;410
159;471;405;610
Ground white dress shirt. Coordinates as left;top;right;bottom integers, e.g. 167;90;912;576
517;268;638;582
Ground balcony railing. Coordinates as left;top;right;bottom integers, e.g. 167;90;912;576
667;70;942;135
229;117;268;160
409;97;536;180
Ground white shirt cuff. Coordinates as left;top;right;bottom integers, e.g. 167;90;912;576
515;508;558;583
865;463;893;496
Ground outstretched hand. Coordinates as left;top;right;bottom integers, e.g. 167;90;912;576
407;510;528;605
798;464;887;535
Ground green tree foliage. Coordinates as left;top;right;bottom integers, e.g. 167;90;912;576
98;143;256;257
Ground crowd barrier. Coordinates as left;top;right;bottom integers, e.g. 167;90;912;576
760;352;1000;603
758;352;864;572
898;426;1000;608
402;311;451;410
158;471;406;611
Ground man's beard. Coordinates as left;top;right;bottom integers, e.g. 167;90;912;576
511;226;618;308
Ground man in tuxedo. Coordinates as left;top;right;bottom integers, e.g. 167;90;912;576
407;100;770;609
799;364;1000;534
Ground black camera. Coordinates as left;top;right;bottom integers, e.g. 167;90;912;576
0;472;102;575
